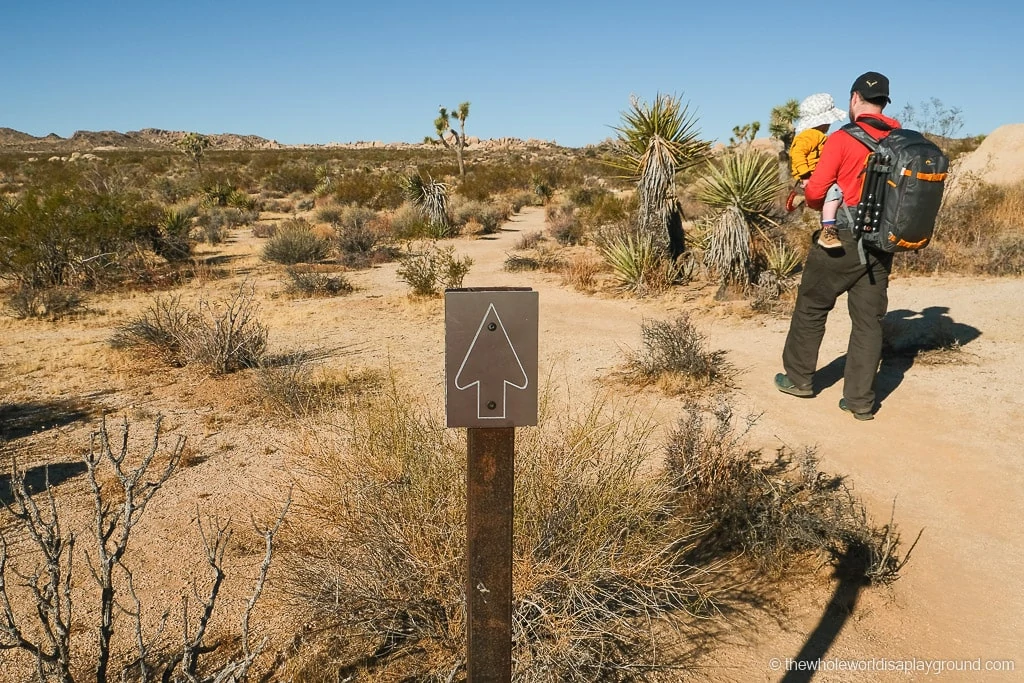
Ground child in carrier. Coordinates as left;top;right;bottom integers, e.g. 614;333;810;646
789;93;848;249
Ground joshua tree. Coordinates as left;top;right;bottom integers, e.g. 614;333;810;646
696;151;784;286
730;121;761;147
769;99;801;158
609;93;708;259
176;131;211;173
427;102;471;180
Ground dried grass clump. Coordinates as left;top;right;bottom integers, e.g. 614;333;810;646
667;403;920;582
561;253;602;292
284;387;718;681
255;358;380;417
110;284;267;373
623;315;732;394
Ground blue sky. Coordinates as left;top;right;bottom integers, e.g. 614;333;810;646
3;0;1021;147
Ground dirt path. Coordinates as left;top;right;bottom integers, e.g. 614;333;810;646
364;207;1023;681
2;206;1021;680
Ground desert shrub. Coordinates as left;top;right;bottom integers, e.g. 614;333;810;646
283;266;354;298
514;231;544;250
667;404;919;580
396;243;472;296
153;207;194;261
508;189;540;211
332;205;381;265
546;201;585;245
624;315;732;394
262;219;330;265
5;284;86;320
330;171;405;210
111;285;267;373
284;386;717;680
264;161;319;193
0;183;157;288
451;197;507;234
251;222;277;238
193;206;258;244
579;191;632;232
110;294;195;364
600;230;682;296
315;204;344;225
388;202;431;240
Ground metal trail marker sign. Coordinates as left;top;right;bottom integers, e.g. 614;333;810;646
445;287;538;682
445;288;538;428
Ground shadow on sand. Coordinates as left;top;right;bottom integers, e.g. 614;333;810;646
813;306;981;407
778;545;871;682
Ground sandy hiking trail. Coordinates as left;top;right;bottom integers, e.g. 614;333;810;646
1;206;1021;680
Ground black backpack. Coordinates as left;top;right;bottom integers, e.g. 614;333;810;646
841;121;949;254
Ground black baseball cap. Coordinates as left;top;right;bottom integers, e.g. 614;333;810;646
851;71;891;103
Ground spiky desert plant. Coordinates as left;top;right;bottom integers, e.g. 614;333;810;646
769;99;801;155
697;151;784;285
601;230;682;297
608;93;707;258
403;174;451;237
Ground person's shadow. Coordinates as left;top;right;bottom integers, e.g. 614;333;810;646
778;544;871;682
812;306;981;407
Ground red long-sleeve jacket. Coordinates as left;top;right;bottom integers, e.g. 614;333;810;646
805;113;901;210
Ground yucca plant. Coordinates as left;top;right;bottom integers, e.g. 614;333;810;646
697;151;784;285
609;94;708;258
403;174;452;237
600;230;682;297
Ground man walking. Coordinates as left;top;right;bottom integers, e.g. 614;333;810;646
774;71;901;421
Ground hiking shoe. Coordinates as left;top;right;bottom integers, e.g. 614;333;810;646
817;225;841;249
775;373;813;398
839;398;874;421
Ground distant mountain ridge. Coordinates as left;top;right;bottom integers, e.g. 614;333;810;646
0;127;282;151
0;127;561;152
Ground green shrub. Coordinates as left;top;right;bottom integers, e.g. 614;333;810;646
452;198;507;234
396;243;472;296
262;219;330;265
389;202;431;240
264;162;319;194
0;184;156;288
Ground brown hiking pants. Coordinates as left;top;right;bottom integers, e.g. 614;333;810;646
782;229;893;414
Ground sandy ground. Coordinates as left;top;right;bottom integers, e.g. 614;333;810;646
1;206;1021;681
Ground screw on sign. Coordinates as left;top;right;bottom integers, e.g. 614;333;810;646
445;288;538;682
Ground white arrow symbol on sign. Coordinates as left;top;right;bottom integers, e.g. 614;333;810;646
454;303;529;419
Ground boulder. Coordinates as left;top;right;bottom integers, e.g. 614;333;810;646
948;124;1024;192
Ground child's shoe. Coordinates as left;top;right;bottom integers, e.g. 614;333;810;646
817;224;841;249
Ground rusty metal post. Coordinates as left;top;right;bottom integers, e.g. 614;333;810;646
466;427;514;683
